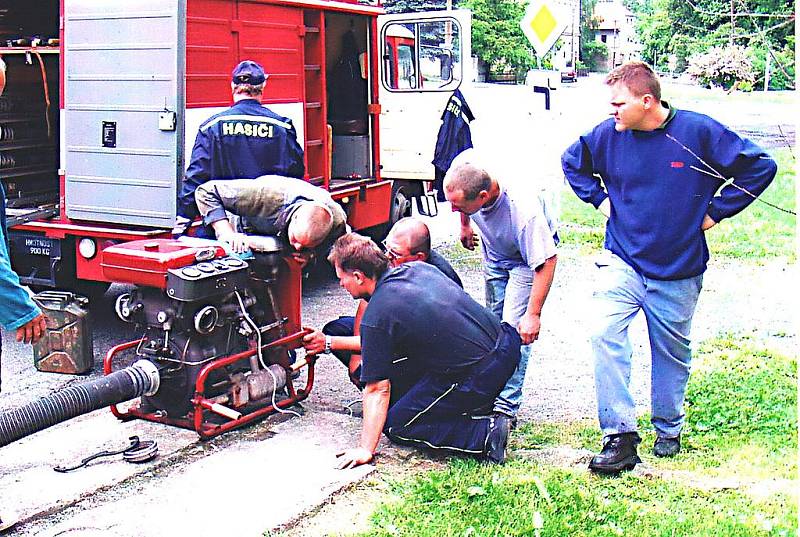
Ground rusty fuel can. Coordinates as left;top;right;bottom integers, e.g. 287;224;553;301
32;291;94;374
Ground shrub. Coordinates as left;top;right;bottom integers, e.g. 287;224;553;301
687;45;755;90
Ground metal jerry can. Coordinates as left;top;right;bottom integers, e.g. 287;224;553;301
32;291;94;374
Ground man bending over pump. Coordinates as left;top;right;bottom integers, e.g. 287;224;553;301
194;174;347;264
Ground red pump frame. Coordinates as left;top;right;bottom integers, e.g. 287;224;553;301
104;329;315;439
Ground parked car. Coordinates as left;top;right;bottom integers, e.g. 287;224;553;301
560;69;577;83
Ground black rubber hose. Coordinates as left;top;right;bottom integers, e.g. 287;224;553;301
0;364;156;448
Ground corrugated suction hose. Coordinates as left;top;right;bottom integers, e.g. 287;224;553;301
0;360;160;448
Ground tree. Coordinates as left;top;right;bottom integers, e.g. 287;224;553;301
581;40;608;71
459;0;536;78
580;0;604;67
382;0;446;13
687;44;756;89
625;0;795;89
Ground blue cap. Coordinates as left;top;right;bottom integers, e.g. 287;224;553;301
232;60;267;85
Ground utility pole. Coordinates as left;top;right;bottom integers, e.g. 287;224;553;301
575;0;581;68
763;52;771;91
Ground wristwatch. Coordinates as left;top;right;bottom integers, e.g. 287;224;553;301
324;335;332;354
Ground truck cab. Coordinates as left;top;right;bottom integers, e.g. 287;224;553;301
0;1;470;295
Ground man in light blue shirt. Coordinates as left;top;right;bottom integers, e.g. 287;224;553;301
445;156;558;424
0;57;48;393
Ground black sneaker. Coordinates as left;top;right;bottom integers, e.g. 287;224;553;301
483;413;513;464
653;435;681;457
588;432;642;475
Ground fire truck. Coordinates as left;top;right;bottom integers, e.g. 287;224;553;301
1;0;471;296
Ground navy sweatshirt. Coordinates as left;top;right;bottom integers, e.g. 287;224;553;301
562;108;777;280
178;99;305;220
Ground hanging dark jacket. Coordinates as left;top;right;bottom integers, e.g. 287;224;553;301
432;89;475;173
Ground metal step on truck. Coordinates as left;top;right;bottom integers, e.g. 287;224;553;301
1;0;471;296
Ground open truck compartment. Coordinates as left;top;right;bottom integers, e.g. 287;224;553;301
325;12;372;184
0;1;60;227
3;0;394;292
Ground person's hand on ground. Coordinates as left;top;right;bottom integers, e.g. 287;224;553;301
335;447;373;469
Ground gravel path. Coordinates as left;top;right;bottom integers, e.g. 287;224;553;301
299;244;796;427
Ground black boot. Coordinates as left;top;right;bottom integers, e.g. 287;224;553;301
653;435;681;457
483;413;513;464
588;432;642;475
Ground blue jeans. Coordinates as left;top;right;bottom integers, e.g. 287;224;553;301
591;251;703;439
484;263;533;416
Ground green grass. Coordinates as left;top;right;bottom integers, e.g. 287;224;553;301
665;334;797;479
515;334;798;479
705;149;796;259
512;420;599;452
558;190;607;253
359;461;794;537
351;335;797;536
559;148;796;259
436;242;484;270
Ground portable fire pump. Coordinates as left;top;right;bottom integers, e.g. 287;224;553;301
0;236;315;447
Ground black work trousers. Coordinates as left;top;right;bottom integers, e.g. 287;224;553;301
383;323;521;456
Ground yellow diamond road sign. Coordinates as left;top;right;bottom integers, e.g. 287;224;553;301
520;0;568;58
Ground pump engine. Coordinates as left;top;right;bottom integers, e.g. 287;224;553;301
101;237;314;438
0;237;314;447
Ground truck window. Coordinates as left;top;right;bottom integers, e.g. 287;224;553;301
381;18;462;92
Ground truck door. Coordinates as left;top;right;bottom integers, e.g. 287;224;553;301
377;10;471;183
63;0;183;229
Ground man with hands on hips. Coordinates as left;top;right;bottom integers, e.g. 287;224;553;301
561;61;776;474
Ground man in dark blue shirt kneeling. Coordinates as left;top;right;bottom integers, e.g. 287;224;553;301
329;233;521;469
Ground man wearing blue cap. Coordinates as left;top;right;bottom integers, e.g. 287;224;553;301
175;60;305;235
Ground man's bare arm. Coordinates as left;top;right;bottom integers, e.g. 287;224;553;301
336;379;391;469
517;255;557;345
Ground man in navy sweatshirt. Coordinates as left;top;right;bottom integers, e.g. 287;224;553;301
175;60;305;236
561;62;777;475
